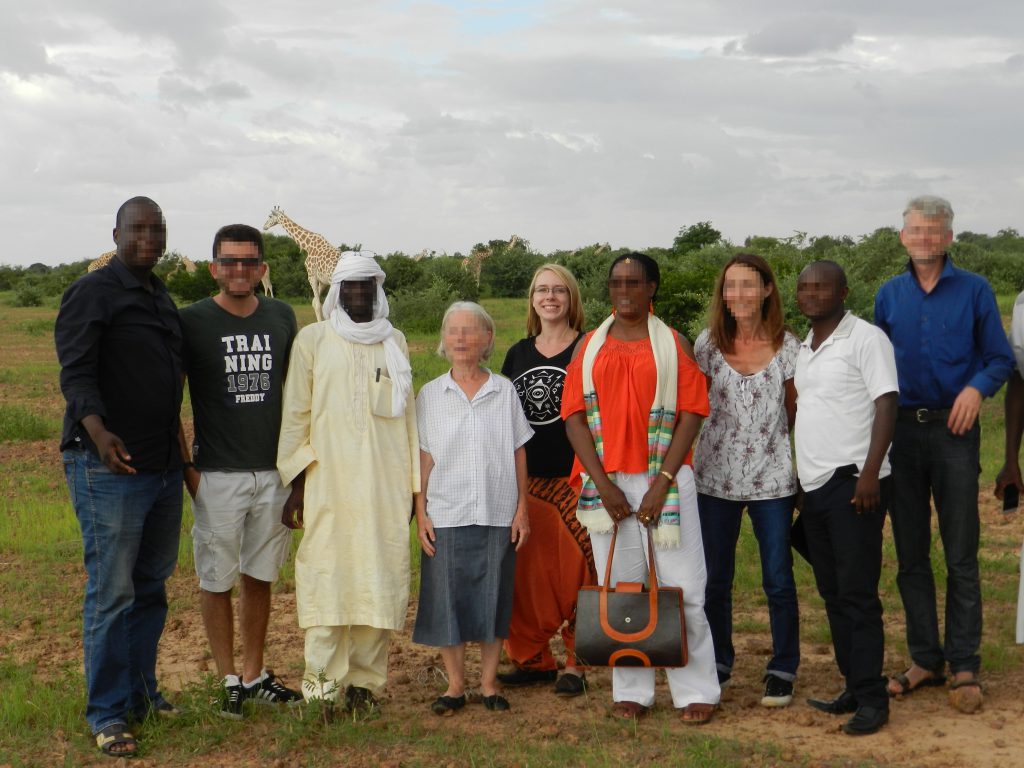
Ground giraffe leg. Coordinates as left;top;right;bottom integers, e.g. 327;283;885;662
309;273;322;321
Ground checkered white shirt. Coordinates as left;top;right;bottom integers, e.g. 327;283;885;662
416;370;534;528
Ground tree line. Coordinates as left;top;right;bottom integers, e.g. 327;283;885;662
4;226;1024;338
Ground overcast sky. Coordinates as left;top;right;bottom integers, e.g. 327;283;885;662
3;1;1023;266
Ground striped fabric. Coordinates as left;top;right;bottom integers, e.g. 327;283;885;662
577;313;681;548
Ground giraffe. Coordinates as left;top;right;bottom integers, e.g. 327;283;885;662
87;251;200;275
462;245;490;287
87;250;116;272
460;234;522;286
263;206;340;321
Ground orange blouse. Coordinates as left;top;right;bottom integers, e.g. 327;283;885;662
561;331;710;475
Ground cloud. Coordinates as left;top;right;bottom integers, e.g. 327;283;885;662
741;16;857;57
158;76;251;106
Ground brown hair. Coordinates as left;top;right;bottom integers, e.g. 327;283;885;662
525;264;584;337
707;253;785;354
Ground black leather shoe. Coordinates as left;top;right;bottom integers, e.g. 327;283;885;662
496;667;557;686
842;705;889;735
806;689;857;715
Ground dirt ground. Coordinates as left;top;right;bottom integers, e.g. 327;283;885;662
6;443;1024;767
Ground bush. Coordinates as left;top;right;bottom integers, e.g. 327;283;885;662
389;278;461;334
13;284;43;307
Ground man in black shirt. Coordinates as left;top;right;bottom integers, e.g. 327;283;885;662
56;196;184;758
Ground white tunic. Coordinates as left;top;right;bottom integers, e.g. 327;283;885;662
278;321;419;630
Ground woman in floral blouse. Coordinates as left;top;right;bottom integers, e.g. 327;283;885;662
692;253;800;708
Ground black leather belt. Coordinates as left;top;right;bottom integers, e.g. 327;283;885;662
898;407;951;424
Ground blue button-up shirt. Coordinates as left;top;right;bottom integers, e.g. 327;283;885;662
874;257;1013;409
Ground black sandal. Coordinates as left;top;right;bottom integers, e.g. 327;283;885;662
95;723;137;758
482;694;510;711
431;694;466;716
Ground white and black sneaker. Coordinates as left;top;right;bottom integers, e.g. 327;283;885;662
244;670;303;706
220;676;245;720
761;673;794;707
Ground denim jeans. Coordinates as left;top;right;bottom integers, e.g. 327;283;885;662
697;493;800;679
62;448;183;734
889;419;982;675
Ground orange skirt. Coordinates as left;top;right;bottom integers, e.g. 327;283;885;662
503;476;597;670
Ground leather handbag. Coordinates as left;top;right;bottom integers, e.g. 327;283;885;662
574;520;688;668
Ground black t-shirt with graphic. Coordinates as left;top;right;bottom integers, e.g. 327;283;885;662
501;334;583;478
180;296;298;470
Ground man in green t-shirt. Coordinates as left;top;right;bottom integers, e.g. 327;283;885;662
179;224;301;718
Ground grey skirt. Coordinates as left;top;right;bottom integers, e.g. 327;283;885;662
413;525;517;647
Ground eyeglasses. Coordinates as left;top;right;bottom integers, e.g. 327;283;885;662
533;285;569;296
217;258;261;267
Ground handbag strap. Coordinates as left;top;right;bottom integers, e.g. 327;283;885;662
604;519;661;591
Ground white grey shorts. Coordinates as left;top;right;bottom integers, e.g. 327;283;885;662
191;469;293;592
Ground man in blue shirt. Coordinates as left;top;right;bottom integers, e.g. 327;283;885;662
874;195;1013;714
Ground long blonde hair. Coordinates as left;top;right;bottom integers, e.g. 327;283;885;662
525;264;584;337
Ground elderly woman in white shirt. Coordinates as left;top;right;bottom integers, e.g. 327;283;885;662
413;302;534;715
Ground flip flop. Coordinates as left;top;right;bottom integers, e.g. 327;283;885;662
680;702;718;725
611;700;649;719
888;668;946;697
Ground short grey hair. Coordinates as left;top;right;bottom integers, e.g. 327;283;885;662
903;195;954;229
436;301;496;361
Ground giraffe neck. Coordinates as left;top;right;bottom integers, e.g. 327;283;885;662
277;214;317;250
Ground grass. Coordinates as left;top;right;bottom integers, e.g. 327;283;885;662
0;298;1020;766
0;404;58;442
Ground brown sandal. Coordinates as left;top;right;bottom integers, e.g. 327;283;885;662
680;702;717;725
611;700;649;719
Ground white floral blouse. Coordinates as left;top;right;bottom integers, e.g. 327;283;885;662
692;329;799;501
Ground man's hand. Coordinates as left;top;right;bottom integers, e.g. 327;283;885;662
94;430;135;474
596;479;631;523
995;462;1024;501
184;466;200;499
851;472;881;514
948;386;983;435
282;483;304;529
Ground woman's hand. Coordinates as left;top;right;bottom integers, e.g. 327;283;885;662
510;500;530;551
416;509;437;557
636;473;671;526
596;479;632;523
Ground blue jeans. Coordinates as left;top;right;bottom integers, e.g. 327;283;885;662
889;419;982;675
697;493;800;679
62;449;182;734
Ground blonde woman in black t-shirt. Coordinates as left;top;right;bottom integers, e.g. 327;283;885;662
497;264;594;697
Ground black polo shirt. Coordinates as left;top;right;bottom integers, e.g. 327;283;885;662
55;257;184;471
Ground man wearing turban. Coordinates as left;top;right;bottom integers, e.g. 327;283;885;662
277;251;418;712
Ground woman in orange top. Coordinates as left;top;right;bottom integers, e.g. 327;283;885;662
562;252;720;724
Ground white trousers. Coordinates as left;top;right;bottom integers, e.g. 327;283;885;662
589;467;721;708
303;625;391;701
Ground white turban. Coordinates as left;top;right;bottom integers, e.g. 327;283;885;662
322;251;413;415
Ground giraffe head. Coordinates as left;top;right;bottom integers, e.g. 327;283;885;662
263;206;285;231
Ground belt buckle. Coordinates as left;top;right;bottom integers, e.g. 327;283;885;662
915;408;930;423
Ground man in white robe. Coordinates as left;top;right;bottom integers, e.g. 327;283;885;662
277;251;418;711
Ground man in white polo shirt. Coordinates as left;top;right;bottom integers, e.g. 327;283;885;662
793;261;899;736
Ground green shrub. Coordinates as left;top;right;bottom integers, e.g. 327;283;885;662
389;278;461;334
0;404;57;442
12;284;43;307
